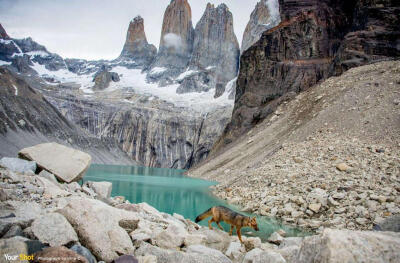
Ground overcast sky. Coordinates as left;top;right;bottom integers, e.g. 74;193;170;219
0;0;263;60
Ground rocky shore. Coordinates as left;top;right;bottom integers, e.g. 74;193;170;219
1;143;400;262
189;61;400;234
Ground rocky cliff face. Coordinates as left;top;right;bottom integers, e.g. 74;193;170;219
0;67;135;165
45;91;231;169
190;3;239;83
332;0;400;74
176;4;240;95
241;0;280;53
119;16;157;67
215;0;400;149
0;23;9;39
152;0;194;74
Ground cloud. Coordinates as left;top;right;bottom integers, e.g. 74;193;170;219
163;33;183;50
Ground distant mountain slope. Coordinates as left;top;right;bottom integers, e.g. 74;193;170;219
0;67;136;164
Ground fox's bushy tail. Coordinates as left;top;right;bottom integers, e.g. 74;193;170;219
195;208;212;223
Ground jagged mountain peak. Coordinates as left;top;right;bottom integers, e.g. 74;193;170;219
152;0;194;71
0;23;10;39
241;0;280;53
119;16;156;66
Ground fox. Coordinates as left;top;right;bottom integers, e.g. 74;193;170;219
195;206;259;243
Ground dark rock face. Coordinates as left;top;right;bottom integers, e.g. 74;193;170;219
241;0;280;53
0;67;135;165
119;16;157;67
217;0;400;147
189;3;239;85
92;67;120;90
174;3;240;96
332;0;400;74
0;23;10;39
152;0;194;73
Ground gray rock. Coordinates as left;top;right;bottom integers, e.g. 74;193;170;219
241;0;280;53
297;229;400;263
225;241;244;261
86;181;112;199
153;223;188;249
2;224;23;238
19;142;92;183
58;197;138;262
31;213;78;247
374;215;400;232
135;241;232;263
38;170;58;184
267;231;284;245
71;245;97;263
0;157;36;174
92;67;120;90
186;245;231;263
243;248;286;263
197;228;231;252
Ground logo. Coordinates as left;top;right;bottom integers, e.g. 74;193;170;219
3;254;34;261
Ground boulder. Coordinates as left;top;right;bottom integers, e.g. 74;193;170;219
135;242;232;263
38;170;58;184
36;176;70;198
243;237;261;251
18;142;91;183
243;248;286;263
70;245;97;263
297;229;400;262
0;157;36;174
225;241;244;261
186;245;231;263
2;224;23;238
31;213;78;247
197;228;230;252
58;197;138;262
267;231;284;245
65;182;81;192
111;255;138;263
277;246;299;263
0;236;45;261
32;246;88;263
0;201;44;227
153;223;188;249
86;181;112;199
183;234;207;247
374;215;400;232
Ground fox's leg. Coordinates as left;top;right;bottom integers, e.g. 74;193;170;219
236;227;243;243
208;218;214;230
229;225;234;236
216;221;223;230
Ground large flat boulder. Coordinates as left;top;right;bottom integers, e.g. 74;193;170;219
19;143;91;183
297;229;400;263
58;197;138;262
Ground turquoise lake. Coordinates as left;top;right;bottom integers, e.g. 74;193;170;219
83;164;308;240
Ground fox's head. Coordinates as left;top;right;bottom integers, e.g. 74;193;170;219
249;217;259;231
